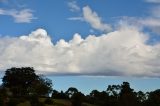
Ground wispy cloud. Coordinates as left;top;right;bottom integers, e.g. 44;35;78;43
68;5;112;33
118;2;160;35
0;8;36;23
145;0;160;3
138;5;160;34
151;6;160;18
67;17;84;21
0;27;160;77
82;6;112;32
68;1;80;12
139;18;160;34
0;0;7;3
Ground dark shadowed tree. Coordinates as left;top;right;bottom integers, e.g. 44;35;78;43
137;91;147;103
52;90;59;98
119;82;138;106
71;92;85;106
52;90;69;99
106;84;121;106
30;75;53;96
2;67;53;97
88;90;100;104
107;84;121;97
146;89;160;106
88;90;109;106
2;67;38;97
65;87;78;98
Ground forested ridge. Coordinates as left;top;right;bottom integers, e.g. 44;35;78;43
0;67;160;106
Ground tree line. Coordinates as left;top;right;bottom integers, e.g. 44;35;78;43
0;67;160;106
52;82;160;106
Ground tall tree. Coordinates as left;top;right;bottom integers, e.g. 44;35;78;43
106;84;121;106
146;89;160;106
2;67;53;97
71;92;85;106
30;75;53;96
119;82;138;106
52;90;68;99
65;87;78;98
137;91;147;103
89;90;109;106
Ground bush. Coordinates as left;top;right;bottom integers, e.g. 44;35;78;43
7;98;19;106
44;98;54;105
0;95;3;106
36;102;45;106
29;95;39;106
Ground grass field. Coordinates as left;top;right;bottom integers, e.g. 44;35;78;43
15;98;97;106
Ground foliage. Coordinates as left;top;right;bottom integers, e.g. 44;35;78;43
146;89;160;106
2;67;37;97
0;95;3;106
30;75;53;96
119;82;139;106
2;67;53;97
85;82;150;106
52;90;69;99
44;98;54;105
71;92;85;106
0;67;160;106
65;87;78;98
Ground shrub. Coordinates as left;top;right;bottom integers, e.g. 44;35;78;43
44;98;54;105
7;98;19;106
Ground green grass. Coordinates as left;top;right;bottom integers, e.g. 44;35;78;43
11;98;97;106
17;98;71;106
82;103;98;106
54;99;71;106
17;101;30;106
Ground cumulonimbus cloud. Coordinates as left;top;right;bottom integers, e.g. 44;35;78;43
0;25;160;77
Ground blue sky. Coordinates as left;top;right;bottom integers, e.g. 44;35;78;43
48;76;160;95
0;0;160;94
0;0;155;41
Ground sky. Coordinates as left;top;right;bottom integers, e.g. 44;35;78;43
0;0;160;94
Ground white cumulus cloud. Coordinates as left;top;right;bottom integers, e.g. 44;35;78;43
0;8;36;23
0;26;160;77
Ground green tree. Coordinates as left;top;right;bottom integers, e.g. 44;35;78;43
71;92;85;106
88;90;100;104
137;91;147;103
65;87;78;98
107;84;121;97
146;89;160;106
30;75;53;96
2;67;53;97
106;84;121;106
119;82;138;106
52;90;59;98
52;90;68;99
89;90;109;106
